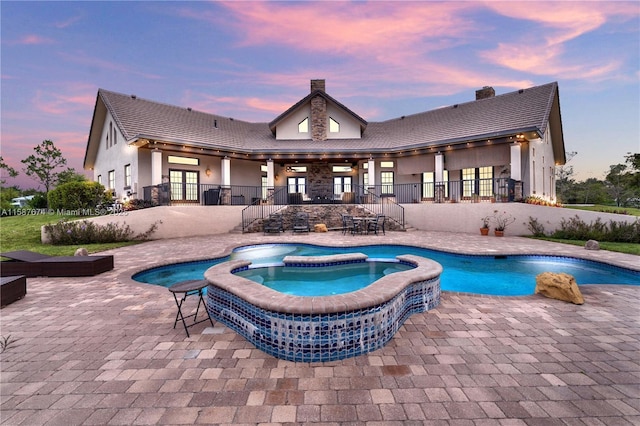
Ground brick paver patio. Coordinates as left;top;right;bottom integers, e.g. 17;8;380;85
1;231;638;425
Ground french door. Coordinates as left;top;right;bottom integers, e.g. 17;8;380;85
170;170;199;202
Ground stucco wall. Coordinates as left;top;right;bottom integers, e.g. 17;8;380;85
403;203;637;236
41;204;637;243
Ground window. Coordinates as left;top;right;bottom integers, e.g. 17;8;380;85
260;165;268;172
381;171;394;194
108;170;115;189
261;176;268;200
298;118;309;133
332;165;352;173
97;175;102;184
109;122;112;148
462;166;493;197
105;134;109;149
287;177;306;194
168;155;199;165
124;164;131;187
422;171;449;199
380;161;394;168
329;117;339;133
363;172;368;189
170;170;199;202
334;176;352;195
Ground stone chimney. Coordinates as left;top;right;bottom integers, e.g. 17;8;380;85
475;86;495;100
311;79;326;92
310;79;327;141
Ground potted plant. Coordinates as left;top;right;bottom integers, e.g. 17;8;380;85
480;215;491;235
491;210;515;236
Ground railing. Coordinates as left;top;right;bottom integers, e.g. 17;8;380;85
241;187;288;233
143;178;518;207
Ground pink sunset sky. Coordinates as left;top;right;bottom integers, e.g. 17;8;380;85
1;1;638;190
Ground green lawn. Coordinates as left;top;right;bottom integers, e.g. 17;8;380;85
565;204;640;216
0;214;136;256
530;237;640;256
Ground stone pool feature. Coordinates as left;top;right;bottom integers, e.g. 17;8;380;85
204;253;442;362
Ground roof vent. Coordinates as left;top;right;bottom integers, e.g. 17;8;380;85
187;107;192;111
453;104;458;108
131;94;137;99
214;119;218;128
518;89;524;94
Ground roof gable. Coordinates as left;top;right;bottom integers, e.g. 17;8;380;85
268;90;367;135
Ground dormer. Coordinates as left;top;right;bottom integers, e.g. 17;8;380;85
269;79;367;141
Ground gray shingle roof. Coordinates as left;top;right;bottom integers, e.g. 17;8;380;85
85;82;562;167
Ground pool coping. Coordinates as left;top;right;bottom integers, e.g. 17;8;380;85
204;254;443;314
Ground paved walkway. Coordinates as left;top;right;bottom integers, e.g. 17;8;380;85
1;231;639;425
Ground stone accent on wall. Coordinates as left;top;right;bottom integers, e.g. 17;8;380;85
249;205;403;233
475;86;495;100
311;96;327;141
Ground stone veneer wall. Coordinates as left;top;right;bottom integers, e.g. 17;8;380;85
247;205;403;233
310;96;327;141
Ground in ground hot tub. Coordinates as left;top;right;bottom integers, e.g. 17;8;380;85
204;253;442;362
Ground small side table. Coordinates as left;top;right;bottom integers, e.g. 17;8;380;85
168;279;214;337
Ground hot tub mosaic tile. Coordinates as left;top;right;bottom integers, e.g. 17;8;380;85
206;276;440;362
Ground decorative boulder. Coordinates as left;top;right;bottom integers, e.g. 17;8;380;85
535;272;584;305
74;248;89;256
585;240;600;251
314;223;328;233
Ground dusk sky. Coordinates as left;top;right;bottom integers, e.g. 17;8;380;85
2;1;639;190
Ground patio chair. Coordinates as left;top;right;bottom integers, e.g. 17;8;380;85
366;215;386;235
292;212;310;233
341;214;352;235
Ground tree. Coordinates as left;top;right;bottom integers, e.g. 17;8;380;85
21;140;67;196
0;156;18;185
605;163;635;207
555;151;577;203
56;168;87;186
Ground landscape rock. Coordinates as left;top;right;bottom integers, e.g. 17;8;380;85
585;240;600;250
314;223;328;233
535;272;584;305
74;248;89;256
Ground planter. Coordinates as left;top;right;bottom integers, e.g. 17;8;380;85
480;227;489;236
494;230;504;237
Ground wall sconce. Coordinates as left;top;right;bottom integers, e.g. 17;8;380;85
275;174;279;181
205;167;211;177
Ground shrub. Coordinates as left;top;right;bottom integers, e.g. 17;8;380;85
123;199;157;211
26;194;47;209
536;214;640;243
44;219;161;245
48;181;107;211
527;216;546;236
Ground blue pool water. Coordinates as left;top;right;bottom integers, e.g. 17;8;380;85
132;243;640;296
235;261;415;296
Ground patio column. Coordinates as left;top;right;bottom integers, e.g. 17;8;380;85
221;156;231;187
151;149;162;185
435;153;444;183
266;159;275;188
510;144;521;181
367;158;376;188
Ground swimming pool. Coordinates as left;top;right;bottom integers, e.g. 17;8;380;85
133;243;640;296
